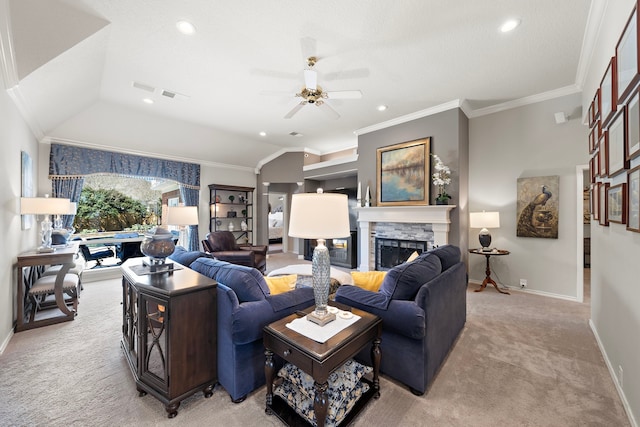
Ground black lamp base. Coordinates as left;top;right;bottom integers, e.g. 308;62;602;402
479;229;492;251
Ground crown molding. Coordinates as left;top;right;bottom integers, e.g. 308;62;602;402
355;99;464;135
254;146;322;173
467;85;582;118
42;136;256;173
0;0;17;89
303;153;358;172
575;0;608;91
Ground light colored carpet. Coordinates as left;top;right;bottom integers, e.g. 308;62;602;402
0;256;629;427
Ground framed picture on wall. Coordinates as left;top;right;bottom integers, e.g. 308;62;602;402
593;88;601;122
616;6;639;104
592;184;599;221
627;165;640;232
607;107;629;176
600;56;618;127
627;88;640;160
599;182;610;226
598;133;608;177
21;151;34;230
607;183;627;224
376;138;430;206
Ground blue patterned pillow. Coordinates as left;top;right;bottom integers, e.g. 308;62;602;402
274;378;369;427
277;359;371;400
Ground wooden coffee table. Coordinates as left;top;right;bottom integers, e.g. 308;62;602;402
264;303;382;427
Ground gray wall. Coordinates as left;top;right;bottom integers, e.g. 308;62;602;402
357;108;470;256
580;0;640;422
1;87;41;351
469;92;587;297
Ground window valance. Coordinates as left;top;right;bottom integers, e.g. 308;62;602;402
48;143;200;189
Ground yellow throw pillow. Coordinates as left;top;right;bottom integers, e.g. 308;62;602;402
265;274;298;295
405;251;420;263
350;271;387;292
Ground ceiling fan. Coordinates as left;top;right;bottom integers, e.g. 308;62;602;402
283;56;362;120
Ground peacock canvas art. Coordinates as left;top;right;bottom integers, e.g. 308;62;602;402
516;175;559;238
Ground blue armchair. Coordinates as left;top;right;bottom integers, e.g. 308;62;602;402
335;245;467;395
185;254;314;403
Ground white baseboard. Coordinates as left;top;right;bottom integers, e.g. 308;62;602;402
589;319;638;427
0;329;13;355
468;279;579;302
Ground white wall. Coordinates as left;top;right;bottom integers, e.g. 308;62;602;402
581;1;640;423
469;92;588;298
0;88;40;352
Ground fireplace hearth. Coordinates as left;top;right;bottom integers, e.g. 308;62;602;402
375;238;428;271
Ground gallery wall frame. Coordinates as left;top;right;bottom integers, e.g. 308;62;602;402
376;137;430;206
627;165;640;232
598;133;607;177
608;183;627;224
592;184;599;221
600;56;618;128
599;182;610;226
607;107;629;177
627;88;640;160
616;5;640;104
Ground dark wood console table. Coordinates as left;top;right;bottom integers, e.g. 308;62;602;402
264;304;381;427
15;244;79;331
469;248;510;295
120;258;217;418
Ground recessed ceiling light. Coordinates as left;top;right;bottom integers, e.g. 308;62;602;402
500;19;521;33
142;98;154;104
377;105;388;111
259;131;267;137
176;20;196;35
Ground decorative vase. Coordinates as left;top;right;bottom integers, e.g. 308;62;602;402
228;222;235;231
140;226;175;264
241;220;247;231
436;199;448;205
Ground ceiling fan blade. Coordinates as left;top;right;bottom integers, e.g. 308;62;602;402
284;101;306;119
317;101;340;120
304;69;317;90
260;90;296;97
326;90;362;99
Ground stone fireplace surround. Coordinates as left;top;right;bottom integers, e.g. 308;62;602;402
356;205;455;271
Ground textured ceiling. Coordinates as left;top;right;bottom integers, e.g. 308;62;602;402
4;0;593;169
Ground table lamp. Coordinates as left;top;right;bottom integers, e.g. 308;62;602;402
166;206;199;247
20;195;71;252
470;211;500;252
289;189;350;326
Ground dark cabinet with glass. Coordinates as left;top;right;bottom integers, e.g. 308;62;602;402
304;230;357;269
209;184;254;244
120;259;217;418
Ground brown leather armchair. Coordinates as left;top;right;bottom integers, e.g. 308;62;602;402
202;231;267;274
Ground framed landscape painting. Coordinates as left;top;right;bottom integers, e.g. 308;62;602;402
376;138;429;206
21;151;34;230
628;165;640;232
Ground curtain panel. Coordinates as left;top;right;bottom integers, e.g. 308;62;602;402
49;143;200;189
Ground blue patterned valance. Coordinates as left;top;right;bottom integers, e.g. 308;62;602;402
49;143;200;189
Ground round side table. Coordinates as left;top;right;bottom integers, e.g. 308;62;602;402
468;249;510;295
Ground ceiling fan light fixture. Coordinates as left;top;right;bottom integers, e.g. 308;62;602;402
176;20;196;35
500;18;521;33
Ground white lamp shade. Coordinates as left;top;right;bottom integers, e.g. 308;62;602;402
470;211;500;229
166;206;199;226
289;192;350;239
20;197;70;215
67;202;77;215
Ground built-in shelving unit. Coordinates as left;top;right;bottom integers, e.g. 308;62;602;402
209;184;254;244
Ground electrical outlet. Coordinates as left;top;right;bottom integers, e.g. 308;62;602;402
618;365;623;389
519;279;527;288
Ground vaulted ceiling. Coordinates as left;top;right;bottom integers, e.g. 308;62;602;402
2;0;594;169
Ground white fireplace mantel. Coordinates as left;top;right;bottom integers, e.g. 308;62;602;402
356;205;456;271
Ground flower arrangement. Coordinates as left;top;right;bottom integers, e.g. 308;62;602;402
431;154;451;204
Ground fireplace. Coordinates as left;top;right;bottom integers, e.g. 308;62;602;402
375;238;428;270
356;205;455;271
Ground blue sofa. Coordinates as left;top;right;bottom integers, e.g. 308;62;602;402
169;247;315;403
334;245;467;395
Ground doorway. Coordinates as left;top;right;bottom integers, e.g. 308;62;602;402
268;192;287;254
